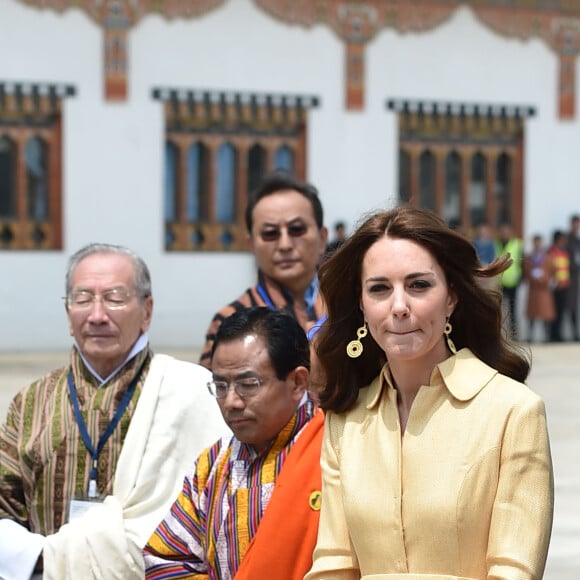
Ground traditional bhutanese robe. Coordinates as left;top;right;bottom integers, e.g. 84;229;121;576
234;411;324;580
549;245;571;288
144;397;318;580
199;270;326;369
0;346;150;534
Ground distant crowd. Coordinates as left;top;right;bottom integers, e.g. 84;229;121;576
469;215;580;343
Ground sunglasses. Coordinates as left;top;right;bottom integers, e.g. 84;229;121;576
259;223;309;242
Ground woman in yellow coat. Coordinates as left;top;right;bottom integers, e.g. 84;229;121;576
305;207;553;580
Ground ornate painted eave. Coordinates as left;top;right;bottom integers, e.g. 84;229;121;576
256;0;580;117
13;0;580;117
386;98;536;119
254;1;580;40
18;0;225;101
152;86;320;133
254;0;458;38
18;0;226;24
152;87;319;109
0;81;76;123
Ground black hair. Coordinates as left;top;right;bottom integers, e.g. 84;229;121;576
552;230;565;244
244;170;324;233
211;306;310;378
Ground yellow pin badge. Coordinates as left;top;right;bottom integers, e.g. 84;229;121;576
309;490;322;511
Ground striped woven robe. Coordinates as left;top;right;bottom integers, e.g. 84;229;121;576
144;397;318;580
199;270;326;369
0;347;150;533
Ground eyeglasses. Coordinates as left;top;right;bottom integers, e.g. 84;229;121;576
258;223;309;242
207;376;274;399
64;289;138;311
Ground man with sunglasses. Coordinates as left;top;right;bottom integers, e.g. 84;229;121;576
145;307;324;580
199;171;328;369
0;243;228;579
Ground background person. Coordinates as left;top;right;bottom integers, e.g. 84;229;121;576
145;307;323;580
199;171;328;369
305;207;553;579
326;220;347;256
495;222;524;339
0;243;228;580
472;221;496;266
548;229;571;342
566;214;580;340
523;234;556;343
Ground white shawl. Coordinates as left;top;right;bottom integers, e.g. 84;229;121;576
42;354;230;579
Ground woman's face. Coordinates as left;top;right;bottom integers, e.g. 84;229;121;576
360;236;457;366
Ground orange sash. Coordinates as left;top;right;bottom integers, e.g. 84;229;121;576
234;411;324;580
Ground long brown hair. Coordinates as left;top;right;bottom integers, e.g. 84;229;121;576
316;207;530;413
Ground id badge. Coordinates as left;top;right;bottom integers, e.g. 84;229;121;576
67;496;104;522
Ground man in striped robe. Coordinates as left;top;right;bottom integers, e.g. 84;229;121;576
0;243;229;579
144;307;323;580
199;172;328;370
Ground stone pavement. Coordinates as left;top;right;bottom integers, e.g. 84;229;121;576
0;344;578;579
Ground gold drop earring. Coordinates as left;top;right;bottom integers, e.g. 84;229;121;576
346;323;368;358
444;318;457;354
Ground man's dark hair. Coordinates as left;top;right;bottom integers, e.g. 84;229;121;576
244;171;324;233
211;307;310;378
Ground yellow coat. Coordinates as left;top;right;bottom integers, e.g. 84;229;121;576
305;349;554;580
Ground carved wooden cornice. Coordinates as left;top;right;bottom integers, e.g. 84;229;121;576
255;1;580;42
152;87;320;134
17;0;225;101
18;0;225;25
387;98;535;146
254;1;457;41
256;0;580;117
13;0;580;116
0;82;76;123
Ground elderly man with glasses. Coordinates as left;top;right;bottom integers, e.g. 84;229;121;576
199;171;329;370
0;243;229;580
144;307;324;580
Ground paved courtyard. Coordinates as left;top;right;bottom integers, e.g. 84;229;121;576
0;343;578;579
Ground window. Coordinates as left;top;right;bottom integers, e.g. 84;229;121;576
154;88;319;251
387;99;535;236
444;151;461;227
0;82;75;250
419;150;436;211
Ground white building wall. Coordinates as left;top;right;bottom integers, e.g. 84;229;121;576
0;0;579;351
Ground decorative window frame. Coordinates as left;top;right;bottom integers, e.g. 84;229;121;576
387;98;536;236
153;87;320;252
0;81;75;250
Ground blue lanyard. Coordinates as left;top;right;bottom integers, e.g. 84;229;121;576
257;283;326;339
67;365;143;498
306;314;327;340
256;283;275;309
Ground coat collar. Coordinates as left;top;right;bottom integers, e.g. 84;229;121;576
366;348;497;409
